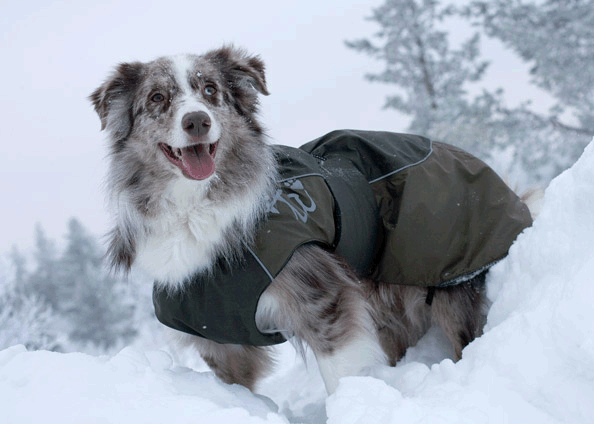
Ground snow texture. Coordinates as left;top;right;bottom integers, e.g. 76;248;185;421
1;138;593;423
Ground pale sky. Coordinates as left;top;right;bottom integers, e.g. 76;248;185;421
0;0;553;255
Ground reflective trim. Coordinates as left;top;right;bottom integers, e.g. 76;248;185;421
245;245;274;281
368;140;434;184
277;173;324;183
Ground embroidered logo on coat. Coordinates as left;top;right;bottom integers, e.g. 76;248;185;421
266;179;317;223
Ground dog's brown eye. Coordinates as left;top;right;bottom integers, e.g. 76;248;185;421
204;85;217;96
151;93;165;102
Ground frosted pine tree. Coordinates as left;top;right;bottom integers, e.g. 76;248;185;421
465;0;593;183
467;0;594;135
27;224;62;310
0;291;63;351
345;0;489;146
9;245;27;287
61;218;137;350
0;250;62;351
347;0;592;188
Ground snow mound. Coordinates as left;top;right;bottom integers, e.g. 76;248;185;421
1;138;593;423
0;346;286;423
327;137;594;423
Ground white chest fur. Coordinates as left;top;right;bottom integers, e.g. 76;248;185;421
134;178;256;290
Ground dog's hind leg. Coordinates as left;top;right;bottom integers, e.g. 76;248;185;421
363;283;432;366
430;274;488;359
313;326;386;394
257;244;387;394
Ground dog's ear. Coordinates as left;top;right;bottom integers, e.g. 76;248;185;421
207;46;270;96
89;62;144;141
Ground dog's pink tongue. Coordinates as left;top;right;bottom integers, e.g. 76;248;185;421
180;144;215;180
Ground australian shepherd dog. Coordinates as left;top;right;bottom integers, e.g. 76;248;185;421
90;46;524;394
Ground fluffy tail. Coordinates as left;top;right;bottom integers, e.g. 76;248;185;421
521;188;545;220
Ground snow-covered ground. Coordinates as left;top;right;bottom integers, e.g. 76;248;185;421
1;138;593;424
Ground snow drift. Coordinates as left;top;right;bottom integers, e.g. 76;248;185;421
1;138;593;424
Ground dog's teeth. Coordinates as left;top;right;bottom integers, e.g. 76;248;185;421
176;148;182;157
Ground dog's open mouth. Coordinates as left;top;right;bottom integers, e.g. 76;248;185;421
159;142;219;180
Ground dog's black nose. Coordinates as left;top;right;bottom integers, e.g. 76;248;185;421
182;111;211;137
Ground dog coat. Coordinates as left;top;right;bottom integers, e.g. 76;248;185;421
153;130;532;346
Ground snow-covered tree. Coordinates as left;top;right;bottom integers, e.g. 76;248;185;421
58;217;102;312
347;0;592;188
0;293;63;351
9;245;27;288
0;260;63;351
345;0;488;138
4;219;140;352
61;218;137;350
1;234;62;350
27;224;61;310
466;0;594;135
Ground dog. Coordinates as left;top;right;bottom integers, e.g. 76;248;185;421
90;46;533;394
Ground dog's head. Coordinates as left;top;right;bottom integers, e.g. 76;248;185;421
90;45;269;183
90;46;274;273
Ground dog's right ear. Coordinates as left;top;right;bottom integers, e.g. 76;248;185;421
89;62;144;142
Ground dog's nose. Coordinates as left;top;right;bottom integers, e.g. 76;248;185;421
182;111;211;137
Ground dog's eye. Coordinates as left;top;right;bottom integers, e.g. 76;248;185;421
203;85;217;96
151;93;165;102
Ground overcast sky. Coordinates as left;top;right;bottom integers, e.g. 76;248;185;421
1;0;554;256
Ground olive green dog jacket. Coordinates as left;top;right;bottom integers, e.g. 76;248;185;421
153;130;532;346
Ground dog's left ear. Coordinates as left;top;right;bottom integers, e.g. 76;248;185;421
207;46;270;96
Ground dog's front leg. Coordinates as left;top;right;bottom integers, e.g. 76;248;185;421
256;244;387;394
174;333;274;392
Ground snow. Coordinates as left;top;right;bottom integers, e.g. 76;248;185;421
0;345;285;424
1;138;593;423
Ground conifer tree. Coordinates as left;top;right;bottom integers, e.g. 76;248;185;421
466;0;594;135
9;245;27;288
27;224;61;310
1;252;61;351
0;290;62;351
346;0;488;137
61;218;137;349
347;0;591;188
